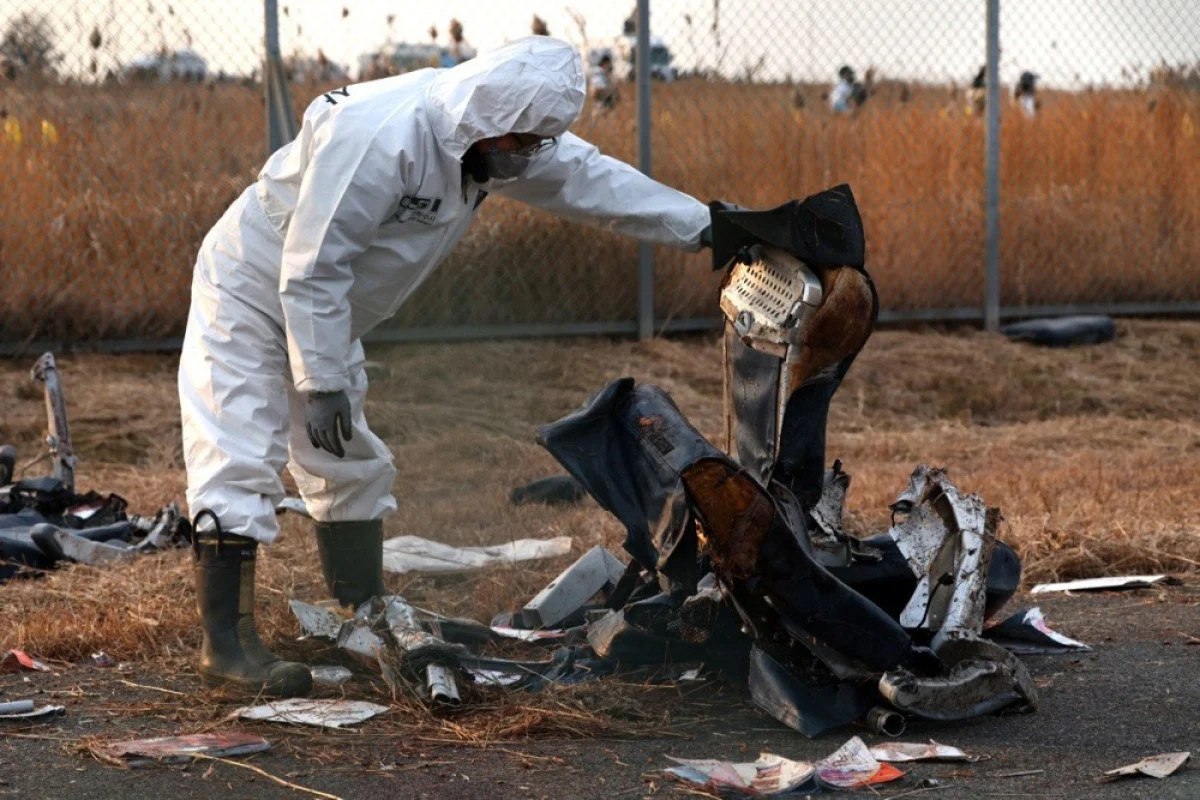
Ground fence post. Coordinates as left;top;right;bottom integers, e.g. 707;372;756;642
264;0;297;155
636;0;654;340
984;0;1001;331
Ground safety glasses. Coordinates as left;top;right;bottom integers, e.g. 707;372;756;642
511;134;558;156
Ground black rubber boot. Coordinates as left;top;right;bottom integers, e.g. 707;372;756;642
192;511;312;697
314;519;386;609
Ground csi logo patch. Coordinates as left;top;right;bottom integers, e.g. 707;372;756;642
390;194;443;225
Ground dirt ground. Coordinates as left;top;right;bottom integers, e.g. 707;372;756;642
2;321;1199;798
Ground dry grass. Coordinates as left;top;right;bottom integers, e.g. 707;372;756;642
0;81;1196;341
1;321;1198;679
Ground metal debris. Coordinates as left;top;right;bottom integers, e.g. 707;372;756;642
983;607;1091;655
0;649;51;673
289;595;468;704
0;701;65;724
1031;575;1170;594
235;698;388;729
309;665;353;686
1;354;189;582
89;651;116;668
520;546;625;628
869;741;977;763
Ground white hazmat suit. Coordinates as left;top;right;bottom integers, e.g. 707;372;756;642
179;37;710;543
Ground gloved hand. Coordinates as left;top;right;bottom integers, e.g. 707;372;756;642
306;390;352;458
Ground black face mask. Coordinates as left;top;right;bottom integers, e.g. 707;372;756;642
461;146;489;184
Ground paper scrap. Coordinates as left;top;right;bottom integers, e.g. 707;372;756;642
1031;575;1168;594
817;736;905;788
382;535;572;574
665;753;818;795
869;740;976;763
1103;752;1190;781
100;733;270;766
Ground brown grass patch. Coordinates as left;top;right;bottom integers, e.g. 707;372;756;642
0;82;1196;341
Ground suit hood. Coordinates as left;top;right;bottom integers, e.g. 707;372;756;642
426;36;586;160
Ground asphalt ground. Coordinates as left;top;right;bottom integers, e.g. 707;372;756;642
1;587;1197;800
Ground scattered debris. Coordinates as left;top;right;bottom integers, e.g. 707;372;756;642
309;665;353;686
1;649;51;673
991;769;1044;778
0;700;34;714
1102;752;1190;781
96;732;271;767
0;700;64;724
983;607;1090;655
89;651;117;668
862;705;906;736
1031;575;1171;594
1;353;189;583
663;736;904;795
509;474;587;506
235;698;388;729
869;741;977;763
290;597;470;704
380;534;572;575
816;737;905;789
665;753;822;796
291;600;346;641
489;626;566;643
466;668;524;687
277;190;1046;736
1001;315;1116;347
519;546;625;628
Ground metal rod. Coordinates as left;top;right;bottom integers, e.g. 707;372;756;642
636;0;654;341
983;0;1002;332
263;0;296;155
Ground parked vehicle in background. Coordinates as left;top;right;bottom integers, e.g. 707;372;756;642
121;48;207;82
357;40;477;80
588;34;677;85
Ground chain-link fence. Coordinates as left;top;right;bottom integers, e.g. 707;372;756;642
1;1;1197;348
650;0;1200;325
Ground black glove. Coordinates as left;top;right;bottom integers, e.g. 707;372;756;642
706;200;743;269
306;390;352;458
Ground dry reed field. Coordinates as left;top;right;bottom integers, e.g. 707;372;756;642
1;320;1198;670
1;80;1196;342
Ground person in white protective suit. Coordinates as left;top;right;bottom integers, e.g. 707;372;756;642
178;36;714;697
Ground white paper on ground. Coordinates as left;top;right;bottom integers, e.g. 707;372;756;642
869;740;976;762
382;535;573;574
1031;575;1167;594
665;753;816;794
1104;752;1190;780
816;736;885;788
235;698;388;729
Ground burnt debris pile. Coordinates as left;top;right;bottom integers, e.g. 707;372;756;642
0;353;190;583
